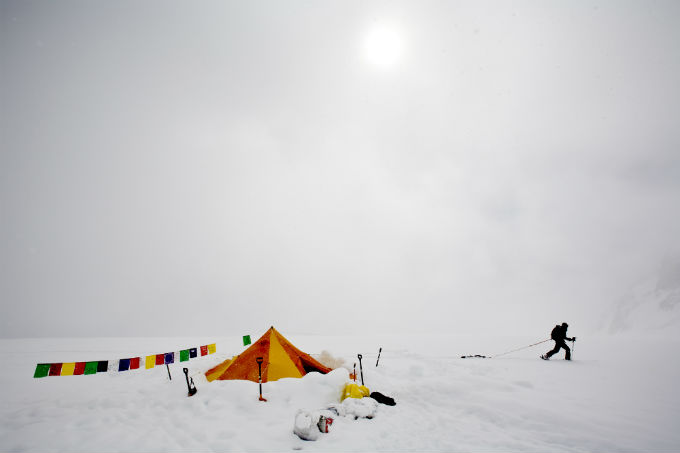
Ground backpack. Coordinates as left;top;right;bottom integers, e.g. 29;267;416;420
550;325;561;340
370;392;396;406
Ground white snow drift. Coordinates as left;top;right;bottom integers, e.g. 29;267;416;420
1;333;679;452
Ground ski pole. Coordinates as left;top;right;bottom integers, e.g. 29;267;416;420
256;357;267;402
357;354;364;385
571;338;576;359
353;363;356;382
376;347;382;367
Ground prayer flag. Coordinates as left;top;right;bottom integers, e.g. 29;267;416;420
243;335;251;346
164;352;174;364
97;361;108;373
118;359;130;372
61;362;76;376
49;363;63;376
33;363;50;378
189;348;197;358
84;361;98;375
74;362;86;375
156;354;165;366
200;345;208;356
146;355;156;369
180;350;189;362
207;344;216;354
130;357;140;370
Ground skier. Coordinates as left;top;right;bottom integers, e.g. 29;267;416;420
541;323;576;360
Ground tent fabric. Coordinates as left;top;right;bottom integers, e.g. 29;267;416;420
205;327;332;383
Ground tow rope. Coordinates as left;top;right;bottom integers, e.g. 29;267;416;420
461;339;551;359
491;339;551;358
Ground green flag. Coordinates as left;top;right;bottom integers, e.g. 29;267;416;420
84;361;98;375
243;335;251;346
34;363;51;378
180;349;190;362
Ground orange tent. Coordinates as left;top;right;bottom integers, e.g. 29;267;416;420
205;327;332;383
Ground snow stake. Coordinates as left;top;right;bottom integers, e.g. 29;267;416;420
256;357;267;402
357;354;364;385
183;368;197;397
166;364;172;380
376;347;382;367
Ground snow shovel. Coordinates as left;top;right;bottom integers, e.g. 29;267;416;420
256;357;267;402
183;368;197;397
357;354;364;385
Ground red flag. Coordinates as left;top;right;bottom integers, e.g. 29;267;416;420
155;354;165;365
200;345;208;356
74;362;86;375
49;363;62;376
130;357;140;369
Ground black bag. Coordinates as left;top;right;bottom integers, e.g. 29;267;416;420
550;325;561;340
370;392;396;406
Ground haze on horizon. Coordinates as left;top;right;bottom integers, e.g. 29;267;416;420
2;1;680;339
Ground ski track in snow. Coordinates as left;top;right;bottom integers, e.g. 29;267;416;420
0;335;678;452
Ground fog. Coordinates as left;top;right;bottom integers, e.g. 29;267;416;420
2;1;680;338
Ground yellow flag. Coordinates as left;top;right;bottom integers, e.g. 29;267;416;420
207;343;216;354
145;355;156;369
61;362;76;376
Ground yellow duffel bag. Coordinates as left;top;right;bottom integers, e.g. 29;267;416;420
341;383;370;401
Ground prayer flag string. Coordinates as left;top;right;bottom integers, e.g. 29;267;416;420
33;343;217;378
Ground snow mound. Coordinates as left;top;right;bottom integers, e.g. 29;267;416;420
329;396;379;419
1;335;679;452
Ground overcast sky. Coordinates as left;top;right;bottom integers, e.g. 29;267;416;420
2;1;679;339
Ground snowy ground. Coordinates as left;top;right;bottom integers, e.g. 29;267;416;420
1;332;678;452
